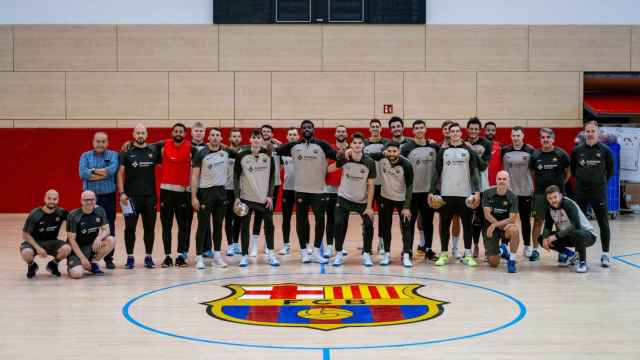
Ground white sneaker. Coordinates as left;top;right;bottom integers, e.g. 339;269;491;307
362;253;374;267
250;235;258;257
601;254;610;268
233;243;242;255
379;253;391;266
324;245;334;258
226;246;235;256
278;244;290;255
452;247;463;260
267;251;280;267
213;252;228;268
311;248;329;264
402;253;413;268
301;252;311;264
196;255;205;269
576;261;588;273
341;249;348;256
306;246;313;255
523;246;533;258
238;255;249;267
332;253;344;267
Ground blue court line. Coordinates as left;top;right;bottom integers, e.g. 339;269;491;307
612;251;640;269
323;348;330;360
320;263;326;274
122;272;526;351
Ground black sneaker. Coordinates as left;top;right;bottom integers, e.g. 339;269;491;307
46;260;61;277
105;258;116;270
161;256;174;268
425;249;437;261
26;262;39;279
144;256;155;269
175;255;188;267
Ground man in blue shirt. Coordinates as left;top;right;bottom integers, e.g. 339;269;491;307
79;132;119;269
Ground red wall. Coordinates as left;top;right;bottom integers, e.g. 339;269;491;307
0;126;580;213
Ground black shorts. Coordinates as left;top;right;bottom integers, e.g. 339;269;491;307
20;240;67;256
67;244;94;269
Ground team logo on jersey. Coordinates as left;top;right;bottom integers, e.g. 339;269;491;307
263;158;268;163
360;168;366;174
298;155;303;160
313;150;319;154
580;159;586;167
202;283;446;331
503;201;508;206
55;217;60;222
148;154;153;159
96;218;101;223
596;152;601;158
132;162;139;168
553;157;558;162
248;166;254;173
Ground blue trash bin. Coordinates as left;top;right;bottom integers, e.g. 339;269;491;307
606;142;621;218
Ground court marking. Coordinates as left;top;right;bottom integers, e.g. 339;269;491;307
122;272;527;353
613;252;640;269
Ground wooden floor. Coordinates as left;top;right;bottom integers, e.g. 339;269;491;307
1;212;639;360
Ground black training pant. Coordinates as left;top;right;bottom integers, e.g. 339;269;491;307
124;195;157;255
518;196;533;246
225;190;241;245
295;192;326;249
472;193;485;246
281;190;296;245
241;200;274;256
409;192;435;250
439;196;473;252
325;193;338;246
334;197;374;253
545;229;597;262
195;186;227;255
373;185;383;239
160;189;191;256
97;192;116;261
252;185;280;236
575;190;610;252
379;197;412;254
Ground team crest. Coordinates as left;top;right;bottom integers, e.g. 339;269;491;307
96;218;101;223
202;283;447;331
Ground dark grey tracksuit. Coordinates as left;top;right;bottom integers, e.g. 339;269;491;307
542;197;597;262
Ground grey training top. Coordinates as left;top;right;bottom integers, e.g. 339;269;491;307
276;138;337;194
336;154;376;204
234;149;276;204
433;144;481;197
502;144;535;197
400;140;440;193
282;155;295;191
192;146;236;189
364;138;389;186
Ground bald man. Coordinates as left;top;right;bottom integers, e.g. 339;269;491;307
79;132;119;269
482;171;520;273
20;190;71;279
117;124;162;269
67;191;115;279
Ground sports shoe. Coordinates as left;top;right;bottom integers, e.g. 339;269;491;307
416;245;426;255
195;256;206;269
238;255;249;267
523;246;533;258
311;249;328;264
362;253;374;267
558;249;575;267
507;260;517;273
402;253;413;268
425;249;437;261
125;256;135;269
161;256;174;268
568;253;579;266
307;246;313;255
576;261;588;273
301;252;311;264
278;244;291;255
324;245;334;258
105;258;116;270
462;255;477;267
26;262;39;279
175;254;188;267
379;253;391;266
601;254;610;268
267;251;280;267
332;253;344;267
341;249;348;256
226;246;235;256
90;262;104;276
500;244;510;260
213;253;228;268
144;256;155;269
473;244;480;258
233;243;242;255
377;239;385;255
46;260;61;277
529;249;540;262
452;247;463;260
203;250;214;258
435;253;449;266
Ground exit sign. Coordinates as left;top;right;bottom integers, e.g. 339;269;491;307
383;104;393;114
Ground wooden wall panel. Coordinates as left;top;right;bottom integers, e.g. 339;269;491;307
169;72;234;120
529;25;631;71
14;25;116;71
272;72;373;120
0;72;65;119
220;25;321;71
374;72;403;120
13;120;118;128
118;25;218;71
404;72;476;119
632;26;640;71
477;72;580;120
67;72;168;119
323;25;425;71
0;26;12;71
428;25;528;71
235;72;271;120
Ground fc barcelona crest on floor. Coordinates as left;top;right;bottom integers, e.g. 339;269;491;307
202;283;447;331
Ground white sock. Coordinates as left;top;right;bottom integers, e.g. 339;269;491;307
464;249;471;257
452;236;460;249
214;251;220;256
418;231;426;247
602;252;609;256
524;245;531;253
509;253;516;261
